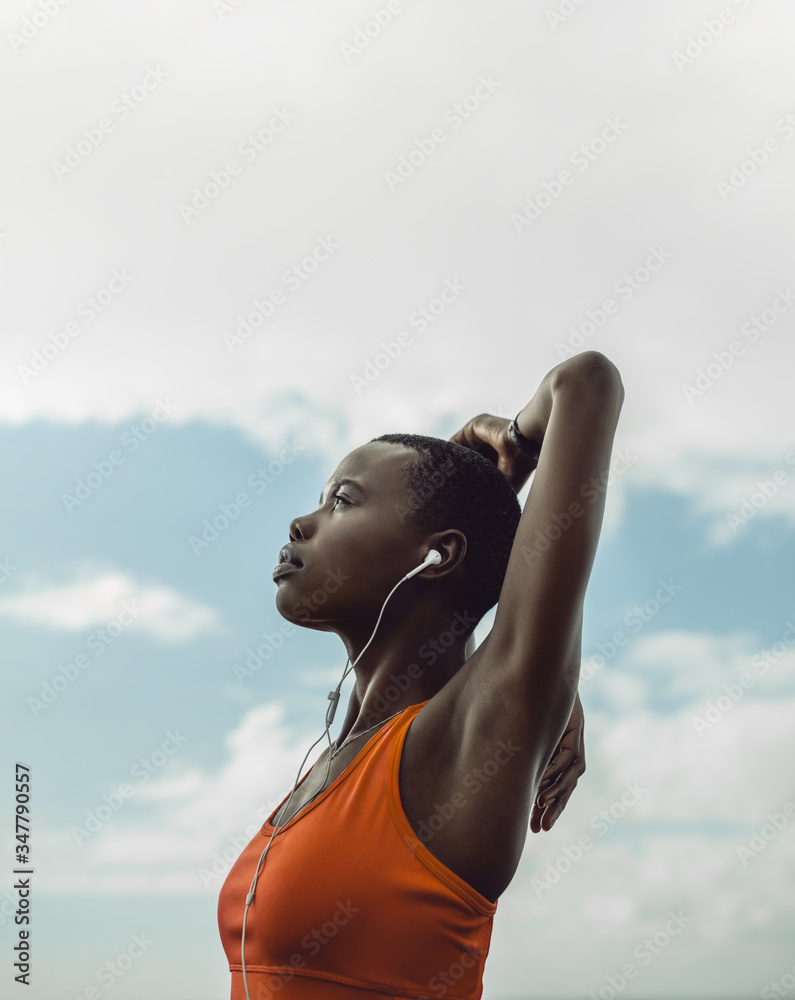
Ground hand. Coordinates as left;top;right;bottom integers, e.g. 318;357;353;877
529;691;585;833
448;413;539;493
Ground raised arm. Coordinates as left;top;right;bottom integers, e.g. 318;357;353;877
449;354;617;830
480;351;624;791
400;353;624;898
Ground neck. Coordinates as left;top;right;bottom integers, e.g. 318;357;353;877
319;582;476;747
330;626;469;747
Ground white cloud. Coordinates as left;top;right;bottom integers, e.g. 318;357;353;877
584;626;795;711
491;696;795;996
25;648;795;895
29;699;324;894
13;645;794;993
297;664;351;688
3;1;795;552
0;566;225;642
2;2;795;993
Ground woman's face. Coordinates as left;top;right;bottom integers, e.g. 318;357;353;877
273;441;422;630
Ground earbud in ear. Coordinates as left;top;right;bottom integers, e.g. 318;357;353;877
403;548;442;580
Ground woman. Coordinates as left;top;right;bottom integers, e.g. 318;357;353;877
218;350;625;1000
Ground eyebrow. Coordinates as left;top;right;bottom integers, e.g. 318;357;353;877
318;478;366;505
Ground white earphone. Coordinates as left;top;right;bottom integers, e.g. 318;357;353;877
403;547;442;578
240;548;446;999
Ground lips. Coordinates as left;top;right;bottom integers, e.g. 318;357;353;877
277;543;303;568
272;562;300;580
273;543;304;580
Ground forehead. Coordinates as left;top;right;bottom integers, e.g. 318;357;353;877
325;442;416;496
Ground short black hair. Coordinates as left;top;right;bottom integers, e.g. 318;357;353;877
368;433;522;635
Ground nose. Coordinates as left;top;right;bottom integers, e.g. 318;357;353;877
289;515;308;542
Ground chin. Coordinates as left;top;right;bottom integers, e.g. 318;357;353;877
273;587;324;632
274;586;303;624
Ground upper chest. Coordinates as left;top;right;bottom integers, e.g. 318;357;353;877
270;710;529;904
269;745;358;828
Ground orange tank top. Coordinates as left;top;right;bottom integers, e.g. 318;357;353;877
217;699;498;999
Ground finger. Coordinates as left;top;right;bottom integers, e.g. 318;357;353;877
559;722;583;749
530;780;553;832
532;784;572;833
537;759;583;804
532;795;560;834
460;433;490;457
540;783;577;831
545;723;583;762
530;790;550;834
531;770;568;833
540;779;579;831
541;800;564;831
547;745;579;774
538;766;559;789
533;730;585;831
542;783;578;830
537;747;579;796
448;425;472;447
450;416;502;458
552;780;577;814
536;759;583;809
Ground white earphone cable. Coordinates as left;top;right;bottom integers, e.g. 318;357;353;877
240;552;441;1000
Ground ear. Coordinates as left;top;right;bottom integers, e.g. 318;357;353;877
424;529;467;576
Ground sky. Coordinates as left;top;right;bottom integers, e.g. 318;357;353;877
2;1;795;998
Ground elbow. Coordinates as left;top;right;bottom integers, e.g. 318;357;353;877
556;351;624;398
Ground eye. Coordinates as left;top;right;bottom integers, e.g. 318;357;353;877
331;493;351;509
